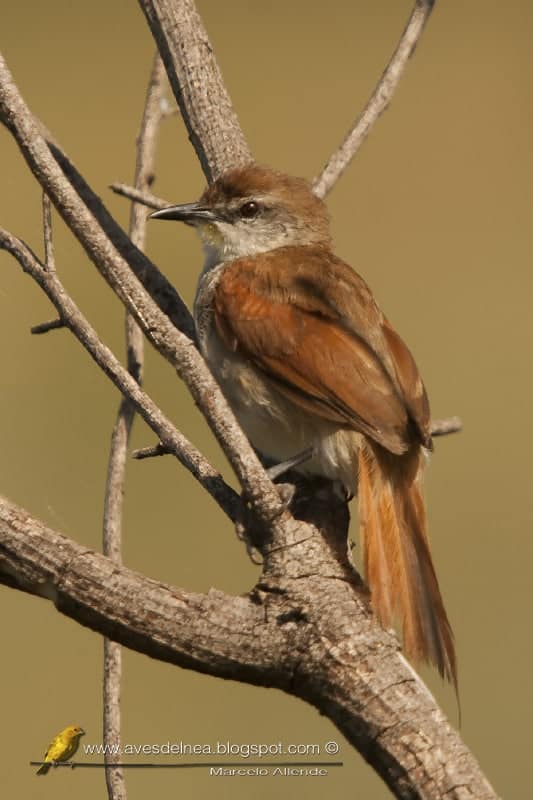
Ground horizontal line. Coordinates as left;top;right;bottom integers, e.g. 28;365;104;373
30;760;343;770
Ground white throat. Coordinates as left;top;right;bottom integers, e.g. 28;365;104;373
196;214;321;266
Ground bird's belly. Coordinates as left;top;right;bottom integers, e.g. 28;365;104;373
204;330;360;493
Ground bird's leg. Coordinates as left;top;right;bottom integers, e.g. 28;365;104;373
266;446;316;507
265;446;315;481
235;447;316;564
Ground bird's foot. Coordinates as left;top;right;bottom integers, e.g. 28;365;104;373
234;479;299;564
236;447;317;563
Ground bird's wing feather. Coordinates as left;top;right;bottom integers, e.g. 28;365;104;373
214;246;431;453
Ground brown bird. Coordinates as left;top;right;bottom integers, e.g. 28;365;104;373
151;164;457;688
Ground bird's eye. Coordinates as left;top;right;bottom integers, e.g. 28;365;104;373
239;201;260;219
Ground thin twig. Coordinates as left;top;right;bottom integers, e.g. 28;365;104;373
102;642;123;798
431;416;462;437
42;193;55;271
110;182;169;210
0;228;242;524
102;53;167;800
0;52;285;528
132;442;169;460
0;93;195;340
30;318;64;335
312;0;436;198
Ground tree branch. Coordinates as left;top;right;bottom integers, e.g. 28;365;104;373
102;52;167;800
313;0;436;198
109;182;169;210
0;494;498;800
30;317;64;335
0;228;241;523
431;416;462;437
42;192;56;271
132;442;169;460
137;0;252;181
0;52;284;528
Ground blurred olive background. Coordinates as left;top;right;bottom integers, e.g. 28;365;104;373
0;1;530;797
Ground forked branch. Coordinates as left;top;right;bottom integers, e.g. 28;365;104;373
0;52;284;527
0;227;241;523
0;493;497;800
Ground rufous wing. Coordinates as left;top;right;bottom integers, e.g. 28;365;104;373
213;246;430;454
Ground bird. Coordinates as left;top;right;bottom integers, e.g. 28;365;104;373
36;725;85;775
151;163;457;689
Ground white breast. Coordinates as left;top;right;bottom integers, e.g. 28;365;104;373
193;257;360;494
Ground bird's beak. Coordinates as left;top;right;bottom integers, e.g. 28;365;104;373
149;202;219;226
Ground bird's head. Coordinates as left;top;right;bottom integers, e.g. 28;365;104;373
150;164;331;262
66;725;85;738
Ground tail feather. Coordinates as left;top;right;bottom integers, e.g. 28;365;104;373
358;441;457;691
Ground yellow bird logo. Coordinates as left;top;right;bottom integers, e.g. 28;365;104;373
36;725;86;775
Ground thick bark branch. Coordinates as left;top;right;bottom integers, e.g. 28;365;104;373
138;0;252;181
0;494;497;800
0;496;272;678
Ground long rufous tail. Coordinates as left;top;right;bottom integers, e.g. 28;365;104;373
357;441;457;690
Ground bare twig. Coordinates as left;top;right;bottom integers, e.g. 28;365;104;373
0;52;285;528
431;416;462;437
0;83;194;340
102;641;124;799
51;144;195;338
138;0;252;181
42;193;56;271
30;318;64;335
109;182;169;210
102;53;168;800
0;228;242;524
132;442;169;460
312;0;436;198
